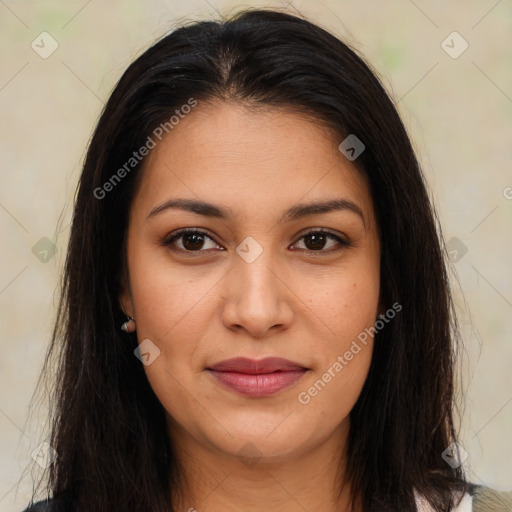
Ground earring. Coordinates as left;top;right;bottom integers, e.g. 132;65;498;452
121;316;136;333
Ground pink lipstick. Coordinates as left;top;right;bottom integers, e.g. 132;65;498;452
206;357;309;397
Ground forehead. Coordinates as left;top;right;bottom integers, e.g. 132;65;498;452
132;101;375;226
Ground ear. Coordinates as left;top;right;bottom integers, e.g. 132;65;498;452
119;288;134;318
118;268;134;318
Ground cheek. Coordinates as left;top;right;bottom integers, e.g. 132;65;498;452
291;264;378;419
128;246;221;344
296;262;380;340
293;276;377;423
294;344;372;439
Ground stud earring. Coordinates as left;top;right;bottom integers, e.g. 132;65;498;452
121;316;136;333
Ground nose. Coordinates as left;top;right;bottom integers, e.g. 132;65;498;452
220;246;294;338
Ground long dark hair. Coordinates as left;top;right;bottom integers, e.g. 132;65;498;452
28;7;467;512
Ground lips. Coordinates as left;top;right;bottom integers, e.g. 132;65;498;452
208;357;307;374
206;357;309;397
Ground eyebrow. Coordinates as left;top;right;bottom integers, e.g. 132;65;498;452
147;197;364;224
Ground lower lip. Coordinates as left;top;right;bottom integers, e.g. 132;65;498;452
207;369;307;397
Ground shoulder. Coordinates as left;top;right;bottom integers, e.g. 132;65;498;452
20;492;72;512
415;483;512;512
20;498;54;512
468;483;512;511
23;485;512;511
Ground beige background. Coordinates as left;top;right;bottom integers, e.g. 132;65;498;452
0;0;511;510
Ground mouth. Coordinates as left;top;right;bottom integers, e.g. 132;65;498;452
206;357;310;397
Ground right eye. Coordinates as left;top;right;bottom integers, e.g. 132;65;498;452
161;228;224;253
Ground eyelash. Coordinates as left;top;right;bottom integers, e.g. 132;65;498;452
161;228;351;255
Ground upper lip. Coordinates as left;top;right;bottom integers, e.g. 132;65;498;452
207;357;308;374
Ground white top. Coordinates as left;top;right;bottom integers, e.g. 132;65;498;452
414;490;473;512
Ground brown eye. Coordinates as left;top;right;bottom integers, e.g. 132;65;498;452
181;232;207;251
292;230;350;253
163;229;222;252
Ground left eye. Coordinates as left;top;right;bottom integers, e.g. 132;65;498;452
291;230;350;252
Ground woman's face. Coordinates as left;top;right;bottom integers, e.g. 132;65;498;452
120;102;380;467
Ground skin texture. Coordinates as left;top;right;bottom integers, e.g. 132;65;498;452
120;102;381;512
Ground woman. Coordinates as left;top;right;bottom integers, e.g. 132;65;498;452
22;8;512;512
